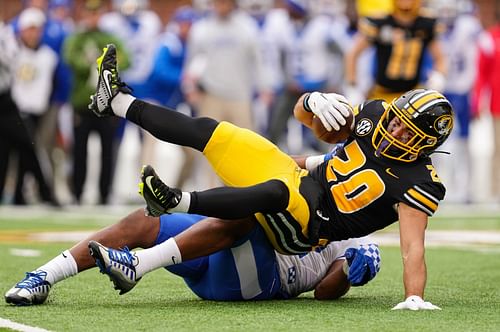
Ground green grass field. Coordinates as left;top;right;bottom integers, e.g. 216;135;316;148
0;206;499;331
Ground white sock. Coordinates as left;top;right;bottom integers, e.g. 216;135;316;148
36;250;78;285
111;92;136;118
168;192;191;213
134;238;182;278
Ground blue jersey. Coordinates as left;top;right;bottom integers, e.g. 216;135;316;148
148;32;187;108
156;214;281;300
156;213;364;300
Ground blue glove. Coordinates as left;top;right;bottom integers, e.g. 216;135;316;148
344;243;381;286
324;143;345;162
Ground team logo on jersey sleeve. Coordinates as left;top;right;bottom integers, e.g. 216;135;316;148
287;266;296;284
355;118;373;136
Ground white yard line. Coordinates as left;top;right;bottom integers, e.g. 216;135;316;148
0;318;52;332
369;230;500;247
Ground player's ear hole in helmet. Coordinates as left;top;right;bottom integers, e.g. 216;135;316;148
372;89;454;162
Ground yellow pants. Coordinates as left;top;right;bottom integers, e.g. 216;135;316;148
203;122;312;254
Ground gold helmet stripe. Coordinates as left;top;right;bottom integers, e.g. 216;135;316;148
406;90;447;114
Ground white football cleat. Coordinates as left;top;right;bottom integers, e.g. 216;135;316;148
5;271;51;305
88;240;140;295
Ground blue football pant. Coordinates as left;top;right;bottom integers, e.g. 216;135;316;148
156;213;282;300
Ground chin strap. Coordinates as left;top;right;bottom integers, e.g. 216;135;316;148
430;150;451;155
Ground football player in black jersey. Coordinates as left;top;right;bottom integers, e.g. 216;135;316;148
88;44;453;309
345;0;447;103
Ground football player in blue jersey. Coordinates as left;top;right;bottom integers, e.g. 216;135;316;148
5;209;380;305
87;44;452;310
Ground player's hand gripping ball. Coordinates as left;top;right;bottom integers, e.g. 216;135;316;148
306;92;355;144
312;105;354;144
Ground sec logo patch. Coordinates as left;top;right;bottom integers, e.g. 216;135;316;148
355;118;373;136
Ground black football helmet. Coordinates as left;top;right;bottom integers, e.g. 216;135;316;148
372;89;454;162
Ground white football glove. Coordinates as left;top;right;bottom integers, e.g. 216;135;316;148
306;92;352;132
425;71;446;92
391;295;441;311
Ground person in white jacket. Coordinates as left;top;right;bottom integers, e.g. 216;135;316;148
10;7;59;206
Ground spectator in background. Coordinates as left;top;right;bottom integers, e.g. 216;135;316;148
472;5;500;203
432;1;481;203
184;0;270;130
63;0;130;205
264;0;348;153
99;0;161;102
46;0;76;201
238;0;278;135
98;0;162;203
183;0;272;187
192;0;214;17
341;0;375;102
148;6;198;189
11;0;74;201
9;8;59;205
44;0;74;108
345;0;447;104
0;21;56;205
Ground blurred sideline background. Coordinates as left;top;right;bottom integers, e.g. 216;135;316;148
0;0;499;211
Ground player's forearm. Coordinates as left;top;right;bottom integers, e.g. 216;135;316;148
293;93;314;128
344;52;357;85
429;40;447;75
291;155;307;168
344;35;369;85
314;260;351;300
402;246;427;298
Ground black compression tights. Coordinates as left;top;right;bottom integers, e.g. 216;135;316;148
189;180;290;219
125;99;290;219
126;99;217;152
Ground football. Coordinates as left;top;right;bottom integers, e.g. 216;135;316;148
311;108;354;144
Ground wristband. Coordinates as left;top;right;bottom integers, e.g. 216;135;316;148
323;151;334;162
303;93;312;112
305;154;326;171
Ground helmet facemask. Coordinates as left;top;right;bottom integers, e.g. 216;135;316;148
372;89;454;162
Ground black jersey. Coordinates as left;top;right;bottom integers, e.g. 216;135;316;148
309;100;446;241
358;14;440;92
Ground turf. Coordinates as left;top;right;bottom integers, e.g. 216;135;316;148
0;210;499;331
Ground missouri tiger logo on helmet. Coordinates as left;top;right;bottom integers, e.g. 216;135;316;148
372;89;454;162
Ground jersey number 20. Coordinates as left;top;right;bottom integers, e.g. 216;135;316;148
325;141;385;213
